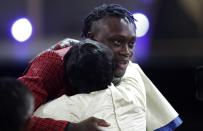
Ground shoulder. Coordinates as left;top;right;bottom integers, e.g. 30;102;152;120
49;38;80;50
31;46;72;64
127;61;144;74
128;61;139;68
31;37;79;62
124;61;140;75
122;61;145;83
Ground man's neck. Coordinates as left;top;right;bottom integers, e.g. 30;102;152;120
112;76;122;86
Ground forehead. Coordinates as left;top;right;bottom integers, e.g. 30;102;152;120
94;16;136;37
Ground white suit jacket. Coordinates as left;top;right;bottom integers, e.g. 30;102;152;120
34;62;182;131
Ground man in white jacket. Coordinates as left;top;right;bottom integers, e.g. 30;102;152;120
34;40;182;131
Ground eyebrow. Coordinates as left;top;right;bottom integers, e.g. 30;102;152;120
108;35;136;42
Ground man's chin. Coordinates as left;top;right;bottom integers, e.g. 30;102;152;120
112;71;125;86
114;70;125;78
114;61;129;77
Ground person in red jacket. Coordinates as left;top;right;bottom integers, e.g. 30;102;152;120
18;3;182;131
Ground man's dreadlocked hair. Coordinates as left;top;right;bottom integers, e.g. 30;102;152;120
82;4;136;37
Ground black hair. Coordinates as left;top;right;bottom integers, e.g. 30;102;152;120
64;39;114;93
0;77;33;131
82;3;136;37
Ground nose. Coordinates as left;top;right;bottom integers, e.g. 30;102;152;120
120;44;131;57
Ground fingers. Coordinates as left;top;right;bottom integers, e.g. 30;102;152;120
97;119;110;127
90;117;111;127
69;117;110;131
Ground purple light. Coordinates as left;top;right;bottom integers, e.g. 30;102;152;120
138;0;154;5
11;18;32;42
133;13;149;37
133;36;151;63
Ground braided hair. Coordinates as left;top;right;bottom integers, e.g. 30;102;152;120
82;4;136;37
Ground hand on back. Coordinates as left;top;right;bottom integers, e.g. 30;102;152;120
67;117;110;131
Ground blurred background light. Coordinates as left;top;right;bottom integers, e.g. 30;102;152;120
11;18;32;42
133;13;149;37
1;1;203;130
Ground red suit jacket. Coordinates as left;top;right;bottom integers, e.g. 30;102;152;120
18;39;78;131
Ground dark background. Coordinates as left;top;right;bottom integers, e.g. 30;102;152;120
0;0;203;130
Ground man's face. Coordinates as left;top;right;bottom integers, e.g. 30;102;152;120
89;16;136;78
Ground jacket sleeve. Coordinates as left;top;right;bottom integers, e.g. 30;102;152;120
135;64;183;131
29;116;68;131
18;51;69;131
18;51;66;109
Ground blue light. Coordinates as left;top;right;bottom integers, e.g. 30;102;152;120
11;18;32;42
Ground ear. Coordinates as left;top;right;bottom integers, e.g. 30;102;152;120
86;32;95;39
